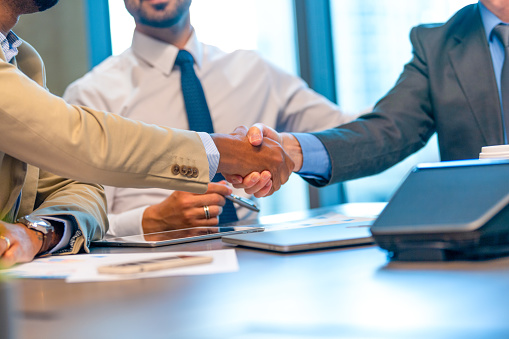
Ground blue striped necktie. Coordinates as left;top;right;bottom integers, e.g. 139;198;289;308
174;50;238;223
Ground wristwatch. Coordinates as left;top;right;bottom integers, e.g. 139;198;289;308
17;215;55;255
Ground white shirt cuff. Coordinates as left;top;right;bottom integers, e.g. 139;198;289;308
198;132;219;181
41;216;71;254
106;206;147;237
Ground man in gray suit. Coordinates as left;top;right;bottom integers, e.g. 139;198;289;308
241;0;509;190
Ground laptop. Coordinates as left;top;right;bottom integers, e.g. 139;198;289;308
221;221;374;253
92;226;264;248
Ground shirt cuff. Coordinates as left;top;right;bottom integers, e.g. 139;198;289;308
41;216;71;254
198;132;219;181
106;206;147;237
292;133;332;181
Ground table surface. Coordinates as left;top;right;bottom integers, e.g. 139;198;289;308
8;203;509;339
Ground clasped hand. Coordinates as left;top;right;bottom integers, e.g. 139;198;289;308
218;124;302;198
213;126;295;197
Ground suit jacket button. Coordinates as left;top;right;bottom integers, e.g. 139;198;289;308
171;164;180;175
192;167;199;178
180;165;188;176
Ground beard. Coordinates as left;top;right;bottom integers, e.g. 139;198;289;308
34;0;59;11
125;0;191;28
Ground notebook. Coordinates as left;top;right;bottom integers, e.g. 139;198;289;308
221;221;373;253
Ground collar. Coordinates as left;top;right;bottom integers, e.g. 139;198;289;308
131;28;203;76
0;30;21;63
479;1;508;42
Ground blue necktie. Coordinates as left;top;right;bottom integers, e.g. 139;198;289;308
175;50;238;223
493;24;509;141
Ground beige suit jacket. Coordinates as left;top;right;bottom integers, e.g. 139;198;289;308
1;40;109;253
0;40;210;193
0;39;207;253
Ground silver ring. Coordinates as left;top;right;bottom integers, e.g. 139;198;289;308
0;235;11;251
203;205;210;219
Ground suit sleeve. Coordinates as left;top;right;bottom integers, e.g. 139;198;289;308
29;169;108;254
0;60;209;193
306;26;436;186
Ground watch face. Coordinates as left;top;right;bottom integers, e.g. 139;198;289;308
18;216;53;234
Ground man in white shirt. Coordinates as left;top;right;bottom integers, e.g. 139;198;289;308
64;0;355;237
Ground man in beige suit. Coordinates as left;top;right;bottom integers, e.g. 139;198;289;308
0;0;293;267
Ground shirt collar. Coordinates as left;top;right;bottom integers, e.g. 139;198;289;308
0;30;22;63
131;28;203;75
479;1;508;42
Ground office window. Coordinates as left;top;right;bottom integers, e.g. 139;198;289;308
108;0;304;216
330;0;476;202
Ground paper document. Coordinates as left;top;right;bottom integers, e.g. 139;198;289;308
2;249;238;283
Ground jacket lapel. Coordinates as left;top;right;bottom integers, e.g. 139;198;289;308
448;4;504;145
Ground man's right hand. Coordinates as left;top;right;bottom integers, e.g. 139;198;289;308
141;182;232;234
212;126;294;197
224;124;304;194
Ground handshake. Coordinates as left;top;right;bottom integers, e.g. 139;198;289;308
212;124;304;198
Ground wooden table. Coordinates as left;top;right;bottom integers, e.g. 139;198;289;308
8;203;509;339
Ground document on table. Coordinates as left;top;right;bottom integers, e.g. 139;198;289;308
2;249;238;283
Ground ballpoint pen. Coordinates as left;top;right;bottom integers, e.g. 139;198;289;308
225;194;260;212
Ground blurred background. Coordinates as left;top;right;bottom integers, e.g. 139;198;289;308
15;0;475;216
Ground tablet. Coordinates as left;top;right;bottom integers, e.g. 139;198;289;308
222;222;373;253
92;226;264;248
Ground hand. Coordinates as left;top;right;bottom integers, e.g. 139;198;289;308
142;182;232;234
225;124;304;195
223;171;273;198
212;126;294;197
0;222;43;268
247;123;303;171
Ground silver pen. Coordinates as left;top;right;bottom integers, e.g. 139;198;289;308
225;194;260;212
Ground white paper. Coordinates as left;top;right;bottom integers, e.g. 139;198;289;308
2;249;238;283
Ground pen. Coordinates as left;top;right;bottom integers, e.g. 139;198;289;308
225;194;260;212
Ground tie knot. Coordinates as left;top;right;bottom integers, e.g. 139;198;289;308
493;24;509;48
175;50;194;66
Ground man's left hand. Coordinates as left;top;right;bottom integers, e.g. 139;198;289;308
0;222;43;268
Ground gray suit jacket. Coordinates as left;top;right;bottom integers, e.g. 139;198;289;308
309;4;503;186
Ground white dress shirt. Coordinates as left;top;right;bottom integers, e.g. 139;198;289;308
64;29;356;237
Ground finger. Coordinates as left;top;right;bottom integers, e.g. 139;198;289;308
0;236;8;257
253;179;273;198
247;123;264;146
223;174;243;185
232;125;248;136
0;246;17;268
194;205;223;222
232;172;262;189
198;193;227;208
244;171;272;195
205;182;232;196
248;123;281;146
271;173;282;193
